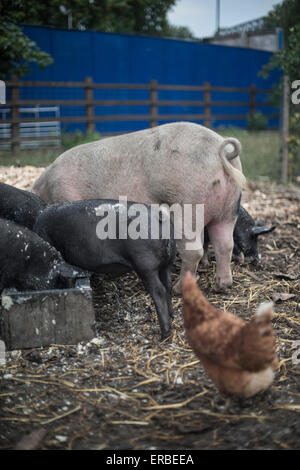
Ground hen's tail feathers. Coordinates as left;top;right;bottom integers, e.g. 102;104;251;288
219;138;247;190
252;302;275;338
238;302;278;372
255;302;274;323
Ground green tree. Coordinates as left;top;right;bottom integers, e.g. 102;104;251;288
163;24;195;39
261;0;300;181
0;0;196;79
0;1;53;79
261;0;300;81
13;0;179;36
264;0;300;39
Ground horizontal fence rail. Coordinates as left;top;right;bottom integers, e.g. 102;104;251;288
0;77;279;154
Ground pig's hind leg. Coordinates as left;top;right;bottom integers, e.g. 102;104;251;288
207;219;235;291
200;235;210;268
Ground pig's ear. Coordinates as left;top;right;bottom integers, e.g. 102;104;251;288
252;225;276;236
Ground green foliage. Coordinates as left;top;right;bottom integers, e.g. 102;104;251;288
161;24;195;39
0;23;53;80
260;0;300;181
264;0;300;40
246;112;268;131
287;111;300;179
0;1;53;79
278;23;300;82
261;0;300;81
260;22;300;83
10;0;180;36
61;129;102;149
0;0;195;78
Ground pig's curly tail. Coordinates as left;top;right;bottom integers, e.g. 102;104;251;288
218;138;247;189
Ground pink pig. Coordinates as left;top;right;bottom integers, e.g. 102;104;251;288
32;122;246;293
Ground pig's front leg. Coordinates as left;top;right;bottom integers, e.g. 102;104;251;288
207;220;235;291
173;238;204;295
200;250;210;268
139;270;172;339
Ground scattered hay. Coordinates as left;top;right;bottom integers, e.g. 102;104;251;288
0;166;45;190
0;169;299;450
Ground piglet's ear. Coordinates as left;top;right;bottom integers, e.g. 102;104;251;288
252;225;276;236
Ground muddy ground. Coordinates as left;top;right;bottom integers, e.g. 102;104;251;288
0;170;299;450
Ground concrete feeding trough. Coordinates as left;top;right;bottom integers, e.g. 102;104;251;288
0;278;95;350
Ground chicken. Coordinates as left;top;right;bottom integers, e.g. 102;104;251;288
182;271;278;398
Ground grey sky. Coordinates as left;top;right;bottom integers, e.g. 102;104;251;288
167;0;283;38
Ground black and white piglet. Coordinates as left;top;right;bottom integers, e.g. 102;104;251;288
0;218;86;294
34;199;176;338
0;182;47;229
203;205;276;266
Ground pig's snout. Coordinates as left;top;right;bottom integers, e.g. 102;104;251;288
244;253;261;265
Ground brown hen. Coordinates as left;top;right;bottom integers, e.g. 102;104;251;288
182;272;278;397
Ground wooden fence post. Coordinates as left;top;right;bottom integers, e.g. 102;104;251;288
249;84;257;118
84;77;95;134
11;75;20;156
280;75;289;184
149;79;158;128
203;82;211;128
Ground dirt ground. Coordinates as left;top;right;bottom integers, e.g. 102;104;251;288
0;167;299;450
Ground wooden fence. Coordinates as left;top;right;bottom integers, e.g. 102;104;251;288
1;77;278;154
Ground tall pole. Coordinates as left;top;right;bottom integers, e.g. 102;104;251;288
216;0;220;35
281;75;289;184
277;28;289;184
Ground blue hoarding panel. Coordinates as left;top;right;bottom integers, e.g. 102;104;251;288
19;25;280;133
